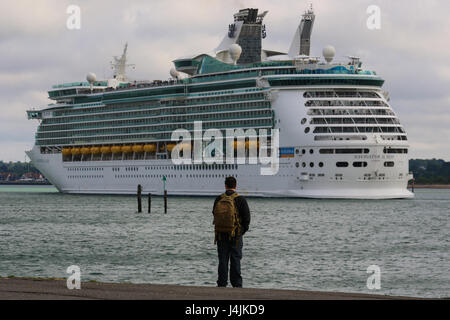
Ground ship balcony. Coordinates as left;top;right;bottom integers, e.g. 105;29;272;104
37;108;273;132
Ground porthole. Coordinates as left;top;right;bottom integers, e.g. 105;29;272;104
301;118;307;125
309;149;314;154
304;127;310;133
353;161;368;167
336;162;349;167
295;162;300;168
319;162;324;167
309;162;314;168
302;149;306;154
302;162;306;168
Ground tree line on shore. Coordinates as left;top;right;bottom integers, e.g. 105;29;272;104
0;161;41;180
409;159;450;184
1;159;449;184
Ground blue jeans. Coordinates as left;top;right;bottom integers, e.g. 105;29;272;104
216;236;243;287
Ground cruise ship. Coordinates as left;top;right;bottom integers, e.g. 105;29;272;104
26;7;414;199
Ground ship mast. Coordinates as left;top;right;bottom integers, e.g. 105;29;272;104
111;43;135;81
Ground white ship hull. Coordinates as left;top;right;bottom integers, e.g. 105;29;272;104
27;146;413;200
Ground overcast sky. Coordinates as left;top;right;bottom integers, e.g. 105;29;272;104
1;0;449;162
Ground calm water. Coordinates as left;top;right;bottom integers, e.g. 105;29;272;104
0;185;448;298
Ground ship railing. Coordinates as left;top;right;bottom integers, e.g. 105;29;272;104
37;119;275;140
42;97;270;122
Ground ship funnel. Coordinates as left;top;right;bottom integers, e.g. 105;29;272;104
215;8;267;64
288;5;315;58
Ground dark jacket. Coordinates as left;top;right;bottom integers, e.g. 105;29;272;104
212;190;250;236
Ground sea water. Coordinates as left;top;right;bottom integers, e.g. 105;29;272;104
0;185;448;298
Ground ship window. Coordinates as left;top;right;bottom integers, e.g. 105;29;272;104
353;161;368;167
302;162;306;168
309;162;314;168
384;161;395;167
336;162;349;167
319;162;324;167
383;148;408;154
309;149;314;154
304;127;310;133
319;149;334;154
301;118;307;125
335;148;369;154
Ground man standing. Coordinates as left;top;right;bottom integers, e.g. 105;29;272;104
212;176;250;288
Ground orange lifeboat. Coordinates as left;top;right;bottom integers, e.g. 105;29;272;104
143;144;156;152
71;148;81;155
179;143;191;151
170;143;191;152
166;143;176;152
81;147;91;155
90;146;101;154
245;140;259;149
132;145;144;153
100;146;111;154
62;148;72;156
121;145;133;153
233;140;245;150
111;146;122;154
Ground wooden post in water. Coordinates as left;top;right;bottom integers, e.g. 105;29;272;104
164;190;167;214
412;178;415;193
162;175;167;213
137;184;142;213
148;193;151;214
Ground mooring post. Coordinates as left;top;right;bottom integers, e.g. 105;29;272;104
148;193;151;214
412;178;415;193
164;190;167;214
162;175;167;214
137;184;142;213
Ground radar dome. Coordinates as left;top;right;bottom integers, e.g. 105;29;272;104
322;45;336;63
170;68;179;79
229;44;242;64
86;72;97;83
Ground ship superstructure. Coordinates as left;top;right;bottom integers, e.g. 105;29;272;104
26;7;413;198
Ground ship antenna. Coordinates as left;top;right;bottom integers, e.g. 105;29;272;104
110;42;135;82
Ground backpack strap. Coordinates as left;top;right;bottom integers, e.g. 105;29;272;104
231;192;241;242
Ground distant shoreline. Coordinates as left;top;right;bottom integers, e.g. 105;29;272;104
0;181;51;186
408;184;450;189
